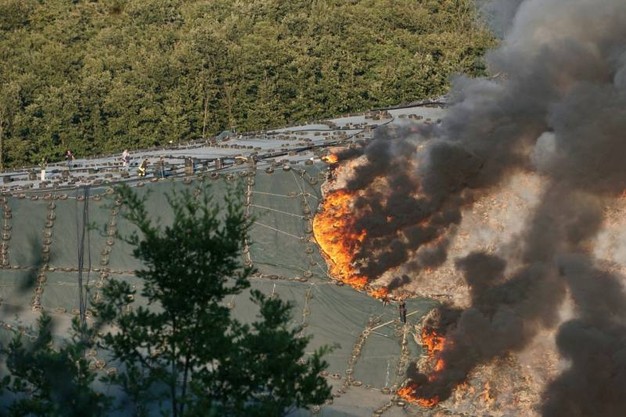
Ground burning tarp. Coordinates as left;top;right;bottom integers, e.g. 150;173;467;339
313;0;626;415
313;188;369;290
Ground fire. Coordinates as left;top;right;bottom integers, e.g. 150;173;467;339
481;381;495;405
312;162;456;406
421;326;446;356
312;187;392;300
396;326;449;407
397;381;440;408
367;286;389;300
321;153;339;164
433;358;445;373
313;189;369;289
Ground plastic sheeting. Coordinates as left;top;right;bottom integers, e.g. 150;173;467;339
0;164;436;417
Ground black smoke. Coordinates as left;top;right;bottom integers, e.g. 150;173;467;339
542;255;626;417
332;0;626;413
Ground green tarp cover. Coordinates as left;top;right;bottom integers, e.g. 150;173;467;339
0;165;435;417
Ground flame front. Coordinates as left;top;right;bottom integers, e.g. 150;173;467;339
367;286;389;300
398;382;441;408
421;327;446;356
313;189;369;290
397;326;449;407
481;381;495;405
321;153;339;164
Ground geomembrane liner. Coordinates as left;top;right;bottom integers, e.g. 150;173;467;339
0;106;445;416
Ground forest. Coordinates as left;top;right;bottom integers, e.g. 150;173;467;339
0;0;495;169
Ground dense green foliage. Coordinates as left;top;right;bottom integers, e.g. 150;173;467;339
0;0;494;168
0;314;109;417
90;183;331;416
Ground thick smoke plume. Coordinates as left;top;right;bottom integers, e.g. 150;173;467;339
333;0;626;413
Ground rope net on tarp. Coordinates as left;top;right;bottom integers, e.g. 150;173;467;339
0;163;432;416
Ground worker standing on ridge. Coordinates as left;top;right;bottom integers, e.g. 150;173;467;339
158;156;166;178
40;157;47;181
121;149;130;168
399;301;407;324
65;149;75;168
138;158;149;177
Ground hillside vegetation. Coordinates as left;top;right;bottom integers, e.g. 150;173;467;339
0;0;494;168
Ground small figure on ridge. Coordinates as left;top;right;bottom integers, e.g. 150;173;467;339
399;301;407;324
65;149;75;168
121;149;130;167
138;158;149;177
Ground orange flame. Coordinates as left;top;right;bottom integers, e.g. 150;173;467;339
433;358;445;373
396;326;449;407
481;381;495;405
313;189;369;289
321;153;339;164
421;327;446;356
367;286;389;300
397;381;440;408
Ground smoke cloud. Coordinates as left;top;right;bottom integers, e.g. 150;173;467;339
331;0;626;413
478;0;525;37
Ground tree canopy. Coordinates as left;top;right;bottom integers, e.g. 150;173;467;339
0;0;494;168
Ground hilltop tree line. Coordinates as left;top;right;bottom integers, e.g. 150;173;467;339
0;0;494;169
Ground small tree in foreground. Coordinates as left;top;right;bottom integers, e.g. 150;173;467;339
0;314;109;417
94;183;331;417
